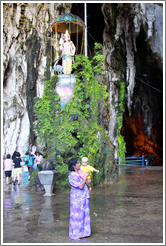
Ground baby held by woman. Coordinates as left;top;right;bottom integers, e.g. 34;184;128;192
81;157;99;191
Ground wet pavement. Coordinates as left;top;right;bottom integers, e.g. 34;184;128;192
3;165;163;244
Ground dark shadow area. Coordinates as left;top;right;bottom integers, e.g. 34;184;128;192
121;27;163;166
71;3;104;57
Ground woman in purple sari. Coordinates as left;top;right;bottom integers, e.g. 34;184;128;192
68;158;91;240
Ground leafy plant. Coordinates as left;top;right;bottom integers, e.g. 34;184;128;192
33;75;61;157
117;81;126;158
34;43;115;189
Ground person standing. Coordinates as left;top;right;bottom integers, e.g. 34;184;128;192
11;151;17;181
23;151;30;166
4;154;13;185
68;158;91;240
34;152;43;169
27;152;35;180
12;152;22;185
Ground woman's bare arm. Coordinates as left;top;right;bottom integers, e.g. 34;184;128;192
79;172;90;189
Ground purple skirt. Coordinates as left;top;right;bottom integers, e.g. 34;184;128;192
69;197;91;239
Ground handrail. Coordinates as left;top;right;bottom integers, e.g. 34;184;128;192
115;155;145;166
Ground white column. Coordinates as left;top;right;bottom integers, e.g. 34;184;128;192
84;3;88;56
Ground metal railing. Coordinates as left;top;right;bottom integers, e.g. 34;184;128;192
115;156;145;166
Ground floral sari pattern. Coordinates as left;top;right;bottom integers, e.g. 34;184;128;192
68;171;91;239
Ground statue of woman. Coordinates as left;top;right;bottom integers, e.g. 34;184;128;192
59;29;76;75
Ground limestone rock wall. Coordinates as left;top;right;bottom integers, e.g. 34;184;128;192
102;3;163;157
3;3;71;156
3;3;163;159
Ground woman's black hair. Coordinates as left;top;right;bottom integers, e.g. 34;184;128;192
6;154;11;159
15;152;21;157
68;158;78;171
12;151;17;158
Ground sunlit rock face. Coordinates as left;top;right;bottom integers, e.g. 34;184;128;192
102;3;163;161
3;3;163;163
3;3;72;156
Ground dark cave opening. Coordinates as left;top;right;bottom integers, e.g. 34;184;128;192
71;3;104;57
121;111;163;166
121;27;163;166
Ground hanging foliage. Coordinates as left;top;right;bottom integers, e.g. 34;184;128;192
34;43;115;189
117;81;126;158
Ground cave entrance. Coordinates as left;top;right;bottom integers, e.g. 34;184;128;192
121;27;163;166
121;112;163;166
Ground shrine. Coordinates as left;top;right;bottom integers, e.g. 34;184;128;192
51;12;86;107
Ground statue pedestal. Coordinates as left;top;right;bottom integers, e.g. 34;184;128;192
38;170;59;196
56;74;76;107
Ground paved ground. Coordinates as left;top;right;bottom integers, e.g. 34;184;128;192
2;166;163;244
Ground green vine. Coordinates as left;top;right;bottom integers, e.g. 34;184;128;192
34;43;115;189
117;81;126;158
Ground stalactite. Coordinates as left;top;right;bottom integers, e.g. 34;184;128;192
3;3;163;163
102;3;163;162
